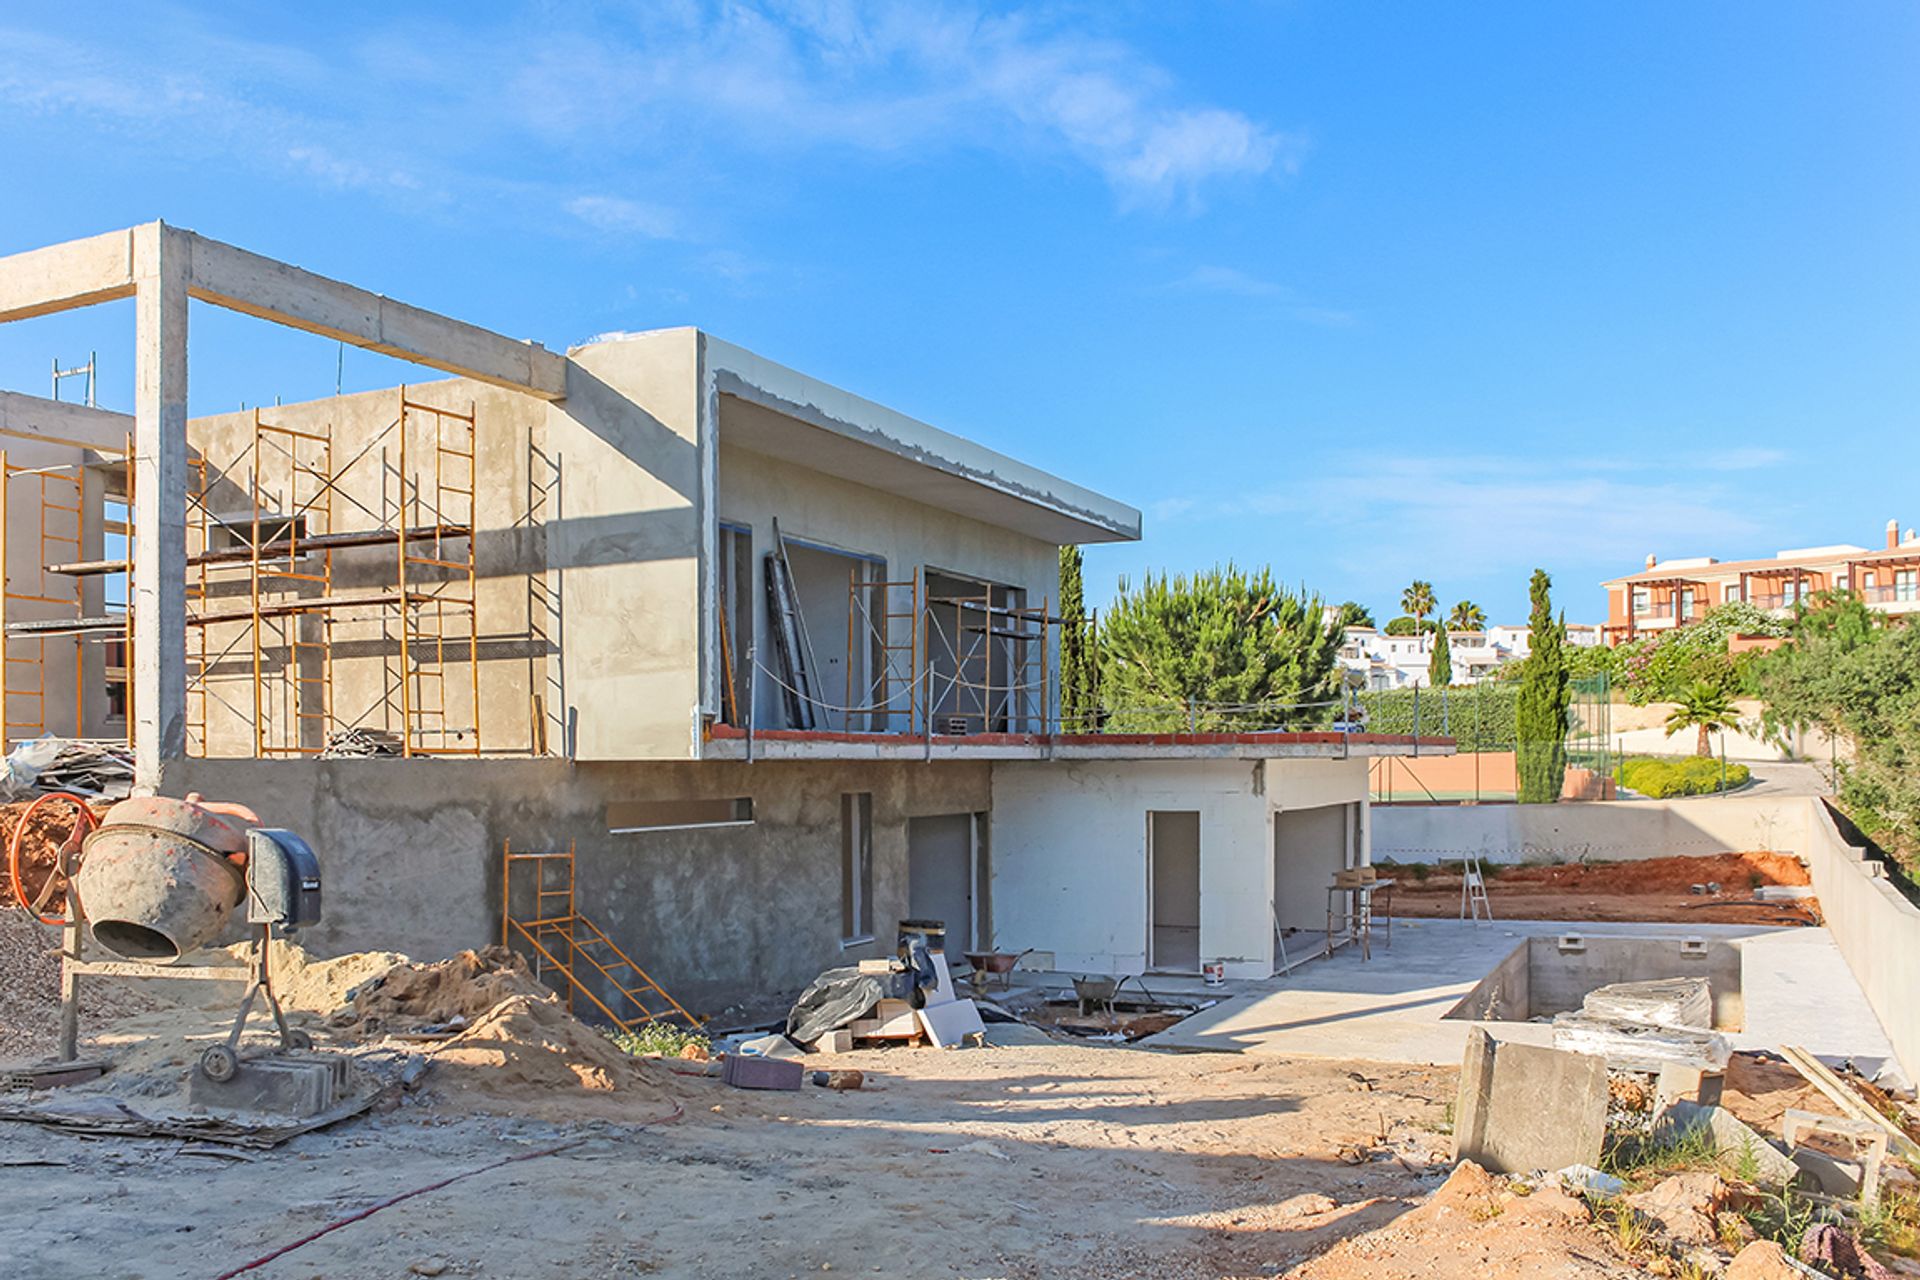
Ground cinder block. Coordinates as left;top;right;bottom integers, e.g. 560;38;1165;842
721;1054;803;1091
189;1054;340;1118
1655;1064;1725;1110
811;1029;854;1054
1453;1027;1608;1175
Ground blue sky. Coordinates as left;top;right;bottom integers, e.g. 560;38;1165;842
1;2;1916;624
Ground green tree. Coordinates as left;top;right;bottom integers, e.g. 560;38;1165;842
1401;581;1436;648
1758;593;1920;870
1057;544;1099;733
1332;601;1375;630
1428;625;1453;687
1097;564;1341;732
1515;570;1570;803
1664;679;1739;757
1448;600;1487;632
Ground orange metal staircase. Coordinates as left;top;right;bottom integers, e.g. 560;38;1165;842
500;840;700;1031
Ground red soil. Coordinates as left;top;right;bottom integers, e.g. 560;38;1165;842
1390;852;1820;926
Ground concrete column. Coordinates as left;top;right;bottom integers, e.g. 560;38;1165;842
131;223;189;788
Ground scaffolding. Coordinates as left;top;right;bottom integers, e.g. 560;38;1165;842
925;589;1054;734
846;568;919;734
0;455;86;750
500;840;700;1031
45;388;492;758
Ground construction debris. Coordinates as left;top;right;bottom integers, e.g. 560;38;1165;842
333;945;548;1037
1581;976;1713;1030
1452;1027;1609;1174
31;740;135;800
1553;1012;1733;1072
321;727;404;758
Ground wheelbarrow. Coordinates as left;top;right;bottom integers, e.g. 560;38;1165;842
961;948;1033;993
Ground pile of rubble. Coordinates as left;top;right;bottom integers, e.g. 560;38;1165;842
1437;975;1920;1278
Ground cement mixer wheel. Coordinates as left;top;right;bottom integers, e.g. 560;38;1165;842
286;1029;313;1051
199;1044;239;1083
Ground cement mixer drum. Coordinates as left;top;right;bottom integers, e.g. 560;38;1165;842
73;796;251;963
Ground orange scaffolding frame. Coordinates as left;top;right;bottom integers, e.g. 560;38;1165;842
500;840;700;1031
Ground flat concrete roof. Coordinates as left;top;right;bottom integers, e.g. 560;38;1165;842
585;329;1140;546
704;725;1454;761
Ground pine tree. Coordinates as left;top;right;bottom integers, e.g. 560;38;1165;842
1515;570;1570;803
1428;625;1453;687
1058;544;1099;733
1097;564;1340;731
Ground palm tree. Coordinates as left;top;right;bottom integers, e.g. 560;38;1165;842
1664;680;1740;757
1448;600;1487;632
1401;581;1436;649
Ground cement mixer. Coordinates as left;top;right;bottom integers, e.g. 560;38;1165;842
11;792;322;1072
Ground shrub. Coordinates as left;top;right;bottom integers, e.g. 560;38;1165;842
1615;755;1751;798
1358;684;1517;752
609;1022;710;1058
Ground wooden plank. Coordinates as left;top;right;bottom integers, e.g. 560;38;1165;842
1780;1045;1920;1162
0;229;135;324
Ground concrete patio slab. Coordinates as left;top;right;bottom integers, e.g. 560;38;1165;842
1139;917;1903;1086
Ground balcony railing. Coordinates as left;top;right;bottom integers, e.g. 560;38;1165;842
1860;586;1920;605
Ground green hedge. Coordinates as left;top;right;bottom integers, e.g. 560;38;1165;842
1614;755;1751;798
1358;685;1517;752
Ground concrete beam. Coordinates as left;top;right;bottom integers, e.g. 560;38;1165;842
0;223;567;400
0;228;136;324
184;233;566;399
0;391;134;454
131;223;189;787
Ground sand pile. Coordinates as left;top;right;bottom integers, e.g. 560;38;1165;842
338;945;548;1036
213;938;409;1015
0;797;106;912
420;994;688;1121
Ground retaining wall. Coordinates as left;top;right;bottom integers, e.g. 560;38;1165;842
1372;795;1920;1083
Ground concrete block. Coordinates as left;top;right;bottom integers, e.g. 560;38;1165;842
1653;1101;1798;1187
1453;1027;1608;1175
1791;1148;1865;1198
189;1054;340;1118
1655;1064;1725;1111
811;1029;854;1054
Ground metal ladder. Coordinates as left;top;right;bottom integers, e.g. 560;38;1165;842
1460;853;1494;924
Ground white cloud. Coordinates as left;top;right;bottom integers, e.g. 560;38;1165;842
486;2;1291;208
1173;265;1286;297
566;195;680;241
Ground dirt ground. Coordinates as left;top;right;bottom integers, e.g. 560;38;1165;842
1;1025;1461;1280
1388;852;1821;926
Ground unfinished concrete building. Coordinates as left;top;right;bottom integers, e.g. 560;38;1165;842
0;223;1446;1012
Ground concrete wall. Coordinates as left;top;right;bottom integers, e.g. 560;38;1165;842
1371;795;1920;1082
156;754;990;1013
550;332;707;759
1372;795;1817;865
990;757;1369;979
716;437;1060;732
187;380;549;758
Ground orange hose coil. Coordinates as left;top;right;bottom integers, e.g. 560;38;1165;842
6;791;97;925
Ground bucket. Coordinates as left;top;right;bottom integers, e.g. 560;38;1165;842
1202;959;1226;987
73;797;251;963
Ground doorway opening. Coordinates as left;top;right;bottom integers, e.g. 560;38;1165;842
1148;810;1201;973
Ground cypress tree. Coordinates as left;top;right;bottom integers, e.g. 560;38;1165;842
1516;570;1570;803
1058;545;1098;732
1428;626;1453;688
